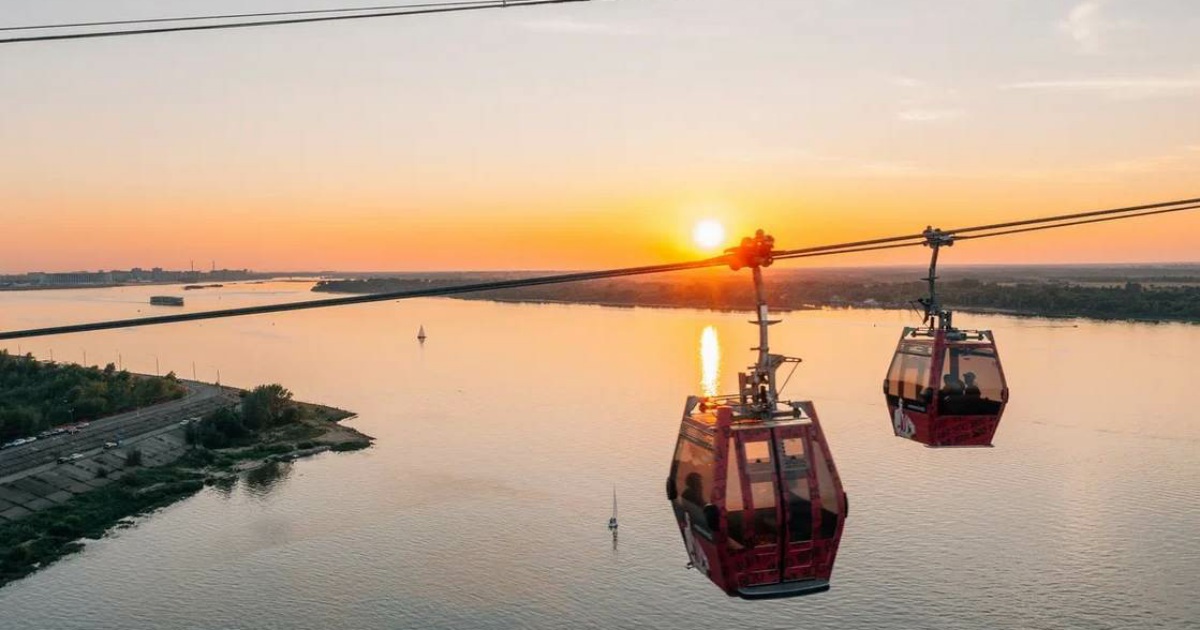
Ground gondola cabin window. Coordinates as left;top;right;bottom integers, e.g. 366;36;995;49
744;439;779;543
811;443;841;539
672;437;715;536
885;341;934;406
939;345;1004;415
780;437;812;543
725;437;746;548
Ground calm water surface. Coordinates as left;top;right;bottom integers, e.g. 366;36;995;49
0;282;1197;629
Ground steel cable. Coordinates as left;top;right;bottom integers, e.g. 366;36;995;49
0;0;592;45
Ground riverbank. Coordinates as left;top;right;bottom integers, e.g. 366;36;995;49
312;274;1200;324
468;295;1188;324
0;394;370;589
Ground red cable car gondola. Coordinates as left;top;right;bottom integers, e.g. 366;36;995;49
883;228;1009;447
667;232;848;599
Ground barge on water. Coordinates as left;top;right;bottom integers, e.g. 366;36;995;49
150;295;184;306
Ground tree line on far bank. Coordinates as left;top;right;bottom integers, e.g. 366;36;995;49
0;353;186;442
314;277;1200;323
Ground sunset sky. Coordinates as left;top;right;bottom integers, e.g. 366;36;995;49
2;0;1198;272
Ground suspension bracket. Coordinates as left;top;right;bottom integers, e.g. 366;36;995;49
922;226;955;249
920;226;954;329
726;229;775;271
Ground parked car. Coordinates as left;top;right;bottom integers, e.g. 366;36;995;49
56;453;84;464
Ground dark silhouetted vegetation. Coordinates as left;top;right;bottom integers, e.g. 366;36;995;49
0;353;185;442
315;274;1200;323
330;441;370;452
186;384;300;449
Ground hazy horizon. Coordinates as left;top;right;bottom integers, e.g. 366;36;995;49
6;260;1200;276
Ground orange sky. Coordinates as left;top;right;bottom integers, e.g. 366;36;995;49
2;1;1198;272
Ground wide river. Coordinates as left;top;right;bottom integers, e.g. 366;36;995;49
0;282;1196;629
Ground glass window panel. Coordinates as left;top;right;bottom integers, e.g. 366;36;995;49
725;437;746;548
744;440;770;464
812;444;840;540
780;437;812;542
887;342;934;404
744;437;778;542
672;435;715;533
941;345;1005;415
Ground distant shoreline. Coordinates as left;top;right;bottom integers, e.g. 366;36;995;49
427;295;1189;324
312;276;1199;325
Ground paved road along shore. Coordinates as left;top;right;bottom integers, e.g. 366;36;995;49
0;381;236;483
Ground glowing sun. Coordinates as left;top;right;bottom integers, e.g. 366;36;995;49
692;219;726;250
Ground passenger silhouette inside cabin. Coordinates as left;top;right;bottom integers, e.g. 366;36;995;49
681;472;710;531
682;472;705;506
941;373;964;396
963;372;981;397
940;373;965;413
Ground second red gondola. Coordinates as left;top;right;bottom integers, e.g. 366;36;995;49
883;326;1008;446
883;227;1010;447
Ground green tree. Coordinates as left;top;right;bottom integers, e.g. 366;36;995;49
242;384;294;430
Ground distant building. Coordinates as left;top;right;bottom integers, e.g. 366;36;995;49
33;271;114;285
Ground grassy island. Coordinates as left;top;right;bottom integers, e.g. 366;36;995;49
0;383;370;588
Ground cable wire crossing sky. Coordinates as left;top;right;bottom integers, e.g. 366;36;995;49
0;0;1198;271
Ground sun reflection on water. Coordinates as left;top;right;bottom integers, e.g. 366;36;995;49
700;325;721;396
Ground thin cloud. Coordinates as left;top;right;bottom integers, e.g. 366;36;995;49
519;17;639;36
1060;1;1106;54
708;148;929;178
1096;145;1200;174
1004;77;1200;99
886;76;965;123
714;147;819;164
897;109;965;123
889;76;926;88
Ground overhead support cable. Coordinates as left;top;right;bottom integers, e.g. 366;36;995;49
0;196;1196;342
0;256;728;341
770;196;1200;259
0;0;592;45
952;204;1200;242
0;1;500;32
943;196;1200;236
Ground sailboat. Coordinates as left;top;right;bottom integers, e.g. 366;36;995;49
417;325;426;342
608;486;618;531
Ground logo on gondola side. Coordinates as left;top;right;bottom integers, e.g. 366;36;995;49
682;514;710;575
893;407;916;438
